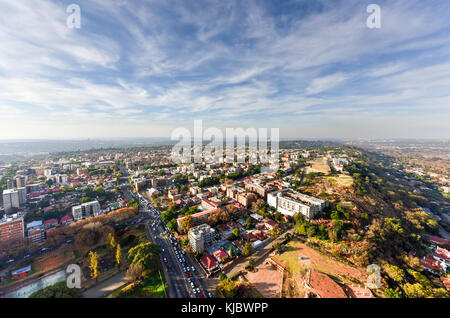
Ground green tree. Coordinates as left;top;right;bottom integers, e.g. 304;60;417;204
29;281;79;298
242;242;254;256
231;228;240;240
216;277;237;298
127;242;161;272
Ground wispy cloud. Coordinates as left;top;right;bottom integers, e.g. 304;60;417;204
0;0;449;138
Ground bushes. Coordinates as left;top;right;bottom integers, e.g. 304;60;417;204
29;281;79;298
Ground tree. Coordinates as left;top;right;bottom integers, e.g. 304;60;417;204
245;217;254;230
219;272;227;281
231;228;240;240
81;197;92;204
106;233;116;256
242;242;254;256
167;219;178;233
115;244;122;270
88;251;100;281
381;262;404;283
384;288;403;298
29;281;79;298
179;215;194;234
216;277;237;298
127;262;145;281
127;242;161;272
247;258;255;271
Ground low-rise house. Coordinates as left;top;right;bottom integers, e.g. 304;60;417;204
212;248;229;263
61;214;73;225
44;218;59;229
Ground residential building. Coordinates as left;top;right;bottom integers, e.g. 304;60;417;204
0;213;25;244
177;208;221;230
15;175;26;188
267;189;329;220
6;179;15;189
72;200;101;221
2;188;23;211
26;220;44;244
188;223;216;253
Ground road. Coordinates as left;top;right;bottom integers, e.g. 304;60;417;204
118;165;210;298
82;270;130;298
142;200;210;298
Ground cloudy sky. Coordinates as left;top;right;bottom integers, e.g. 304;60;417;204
0;0;449;140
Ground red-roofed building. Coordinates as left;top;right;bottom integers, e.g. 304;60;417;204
200;254;218;271
440;276;450;291
420;256;441;274
44;218;59;229
426;235;450;245
242;232;257;242
213;248;229;263
61;215;73;225
252;230;267;241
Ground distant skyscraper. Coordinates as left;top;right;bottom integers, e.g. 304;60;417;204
6;179;15;189
2;189;20;212
17;187;27;206
15;175;26;188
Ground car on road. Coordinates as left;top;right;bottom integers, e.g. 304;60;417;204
23;254;30;259
41;247;49;252
6;259;14;263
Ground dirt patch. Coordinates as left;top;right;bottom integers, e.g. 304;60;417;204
306;158;331;174
34;246;74;273
244;258;283;298
275;240;368;285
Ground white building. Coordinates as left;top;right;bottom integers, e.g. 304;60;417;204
2;188;26;211
188;224;216;253
267;189;329;220
72;200;101;221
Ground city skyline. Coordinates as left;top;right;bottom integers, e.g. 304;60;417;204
0;0;450;139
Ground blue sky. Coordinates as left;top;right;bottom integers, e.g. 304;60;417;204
0;0;449;139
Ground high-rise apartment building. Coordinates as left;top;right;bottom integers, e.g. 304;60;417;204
72;200;101;221
0;213;25;244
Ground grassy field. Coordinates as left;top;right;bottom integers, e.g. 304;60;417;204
109;271;168;298
327;175;354;186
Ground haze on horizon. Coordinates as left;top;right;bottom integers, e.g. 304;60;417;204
0;0;450;140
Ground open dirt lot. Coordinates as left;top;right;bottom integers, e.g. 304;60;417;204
244;259;283;298
306;158;331;174
274;240;368;284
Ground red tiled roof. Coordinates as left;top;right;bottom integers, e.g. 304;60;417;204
213;248;229;261
200;254;218;270
44;218;58;225
61;215;73;223
426;235;450;244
